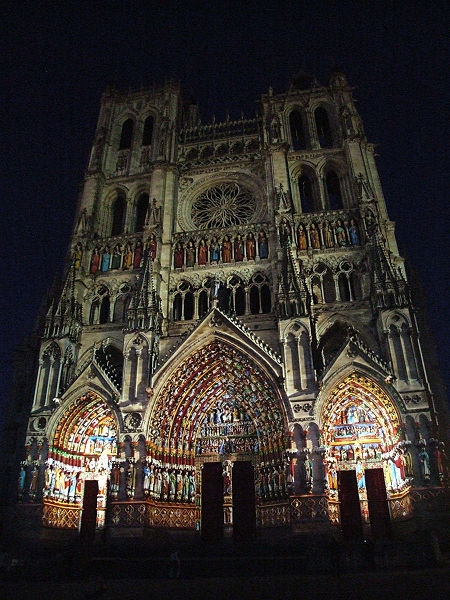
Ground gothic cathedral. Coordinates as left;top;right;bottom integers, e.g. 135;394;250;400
16;71;448;539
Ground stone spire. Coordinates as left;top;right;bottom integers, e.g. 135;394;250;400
44;260;82;342
367;226;409;311
126;250;162;333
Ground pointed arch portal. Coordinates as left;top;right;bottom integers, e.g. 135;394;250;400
42;391;118;529
147;341;290;532
321;374;411;534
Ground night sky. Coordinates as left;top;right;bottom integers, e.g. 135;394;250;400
1;2;449;423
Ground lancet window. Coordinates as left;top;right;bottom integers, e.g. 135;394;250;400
309;262;362;305
298;173;316;213
142;115;154;146
314;106;333;148
289;110;307;150
60;346;74;393
119;118;134;150
135;193;149;232
113;284;132;324
171;273;272;322
249;273;271;315
90;286;110;325
325;170;343;210
111;193;126;236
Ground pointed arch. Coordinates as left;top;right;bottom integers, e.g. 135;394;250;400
42;391;120;527
147;341;288;466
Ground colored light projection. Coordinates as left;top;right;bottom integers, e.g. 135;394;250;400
322;375;409;504
44;391;118;527
146;341;289;505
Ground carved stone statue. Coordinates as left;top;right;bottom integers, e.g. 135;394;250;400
277;183;291;212
146;198;161;228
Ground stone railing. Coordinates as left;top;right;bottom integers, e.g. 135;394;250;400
180;116;262;144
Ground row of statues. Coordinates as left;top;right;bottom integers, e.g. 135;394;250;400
174;230;269;268
78;217;359;275
255;464;289;500
143;464;196;503
74;235;158;274
279;218;360;250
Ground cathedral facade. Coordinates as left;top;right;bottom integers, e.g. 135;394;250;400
15;71;448;539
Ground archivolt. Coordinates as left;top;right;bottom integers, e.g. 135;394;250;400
148;341;288;466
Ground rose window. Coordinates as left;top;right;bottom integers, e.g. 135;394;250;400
191;183;256;228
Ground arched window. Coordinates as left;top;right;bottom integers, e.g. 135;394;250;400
350;272;362;300
111;194;126;236
119;119;134;150
260;285;271;313
338;273;351;302
142;116;154;146
135;193;149;232
218;286;232;313
113;292;132;323
90;300;100;324
289;110;306;150
323;271;336;303
325;171;343;210
314;107;332;148
250;286;260;314
235;286;246;315
99;295;110;324
198;290;209;318
173;294;182;321
184;291;194;320
299;174;314;213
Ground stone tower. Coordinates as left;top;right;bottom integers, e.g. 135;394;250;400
13;72;448;537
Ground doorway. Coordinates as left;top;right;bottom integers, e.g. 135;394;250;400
365;468;391;539
201;460;256;541
337;469;363;540
232;461;256;541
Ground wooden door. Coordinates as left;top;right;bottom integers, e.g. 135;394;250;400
80;479;98;541
232;461;256;542
201;462;223;542
337;469;363;540
365;468;391;539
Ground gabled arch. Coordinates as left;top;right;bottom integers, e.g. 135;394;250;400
146;340;288;467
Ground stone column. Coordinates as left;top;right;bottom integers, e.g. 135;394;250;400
134;348;143;399
32;359;44;410
44;356;55;407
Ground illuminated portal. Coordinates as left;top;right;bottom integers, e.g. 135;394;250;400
322;374;411;523
147;341;289;529
43;392;118;529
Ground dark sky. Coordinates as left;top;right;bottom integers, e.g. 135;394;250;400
1;1;449;421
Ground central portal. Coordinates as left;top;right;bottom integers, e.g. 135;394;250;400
148;341;289;532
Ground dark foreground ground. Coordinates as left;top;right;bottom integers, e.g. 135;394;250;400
2;527;450;600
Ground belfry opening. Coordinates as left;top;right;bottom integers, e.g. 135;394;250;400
146;341;290;535
42;392;118;529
